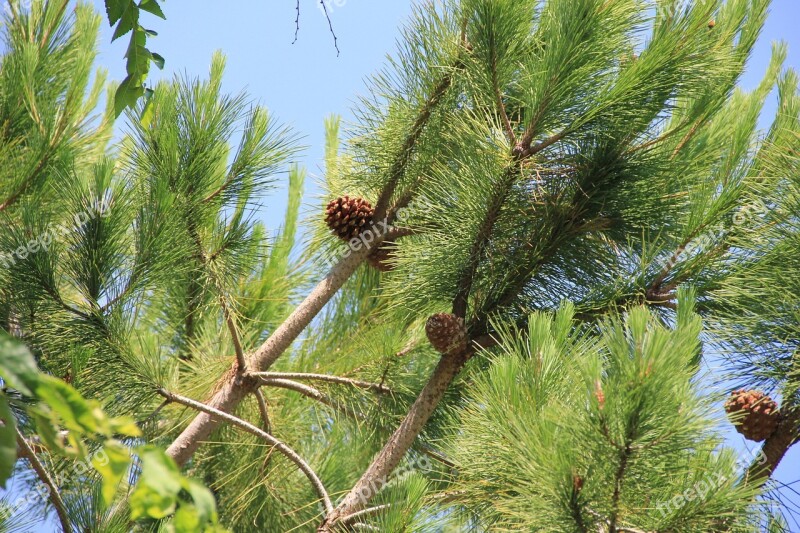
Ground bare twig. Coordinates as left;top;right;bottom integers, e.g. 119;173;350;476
340;504;392;525
249;372;391;394
157;389;333;515
258;378;364;421
490;49;516;145
15;428;73;533
318;0;339;56
220;294;247;373
292;0;300;44
254;388;272;433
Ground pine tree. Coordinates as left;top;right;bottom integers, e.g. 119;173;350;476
2;0;800;532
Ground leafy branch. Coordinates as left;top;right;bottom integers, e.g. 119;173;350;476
104;0;166;117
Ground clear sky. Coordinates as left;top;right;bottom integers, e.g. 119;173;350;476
5;1;800;530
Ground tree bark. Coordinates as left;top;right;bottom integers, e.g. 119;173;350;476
167;240;377;466
318;350;470;531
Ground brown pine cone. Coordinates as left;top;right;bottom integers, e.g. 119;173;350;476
325;196;374;241
724;389;781;442
425;313;468;355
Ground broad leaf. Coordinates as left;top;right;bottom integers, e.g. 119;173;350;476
0;398;16;488
130;446;183;520
93;440;132;507
0;334;39;395
138;0;166;19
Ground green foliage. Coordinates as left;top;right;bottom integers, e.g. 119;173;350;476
442;301;762;532
130;446;224;532
2;0;800;531
104;0;166;117
0;334;225;532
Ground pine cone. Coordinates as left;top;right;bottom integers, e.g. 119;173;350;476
367;240;396;272
724;389;781;442
425;313;468;355
325;196;374;241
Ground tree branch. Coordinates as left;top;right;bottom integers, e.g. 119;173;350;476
317;335;497;530
490;49;516;145
292;0;300;44
372;49;469;221
318;0;339;57
608;444;633;533
157;389;333;515
258;377;365;421
340;504;392;525
452;166;518;318
248;372;391;394
220;294;247;373
166;54;464;466
15;428;73;533
254;388;272;433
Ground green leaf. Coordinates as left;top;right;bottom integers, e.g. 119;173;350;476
35;375;105;436
110;0;139;41
183;478;218;525
115;76;146;117
124;27;151;77
151;52;165;70
138;0;166;20
173;505;202;533
93;440;132;508
130;446;183;520
108;416;143;438
0;334;39;395
0;397;17;488
105;0;128;25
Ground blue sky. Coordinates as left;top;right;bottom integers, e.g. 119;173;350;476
4;0;800;530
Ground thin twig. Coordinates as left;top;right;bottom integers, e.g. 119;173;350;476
258;378;364;421
292;0;300;44
157;389;333;514
220;294;247;373
254;388;272;433
318;0;339;56
248;372;391;394
491;50;516;145
340;504;392;525
15;428;73;533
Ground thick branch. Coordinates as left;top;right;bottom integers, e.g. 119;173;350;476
15;428;73;533
317;335;493;530
166;241;376;466
166;55;462;467
158;389;333;515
